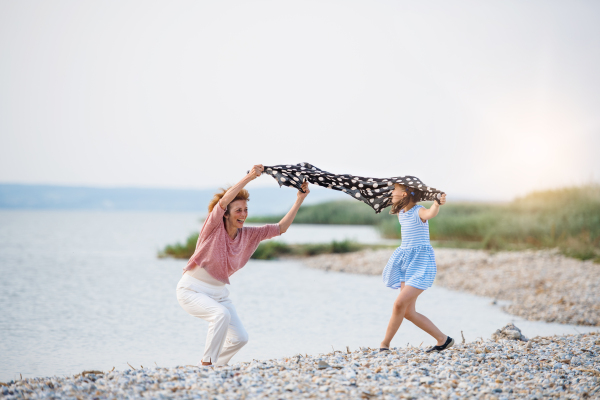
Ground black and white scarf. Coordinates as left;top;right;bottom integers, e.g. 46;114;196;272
262;162;444;214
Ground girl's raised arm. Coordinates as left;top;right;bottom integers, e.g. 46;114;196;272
218;164;263;210
418;194;446;221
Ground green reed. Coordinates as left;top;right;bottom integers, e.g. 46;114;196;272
251;184;600;262
159;238;366;261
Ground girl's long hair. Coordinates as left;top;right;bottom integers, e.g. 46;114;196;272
390;185;425;214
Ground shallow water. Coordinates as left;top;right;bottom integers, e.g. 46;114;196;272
0;210;597;382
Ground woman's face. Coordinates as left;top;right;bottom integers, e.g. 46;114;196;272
391;184;407;203
225;200;248;229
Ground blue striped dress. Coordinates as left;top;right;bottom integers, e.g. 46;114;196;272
382;205;437;290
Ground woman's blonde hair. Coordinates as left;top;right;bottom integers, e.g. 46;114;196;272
390;184;424;214
208;187;250;215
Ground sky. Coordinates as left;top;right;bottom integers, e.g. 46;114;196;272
1;0;599;201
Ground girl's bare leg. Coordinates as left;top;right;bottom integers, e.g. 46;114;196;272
380;283;423;349
402;284;447;345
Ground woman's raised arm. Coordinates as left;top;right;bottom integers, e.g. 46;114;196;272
278;181;310;234
218;165;263;210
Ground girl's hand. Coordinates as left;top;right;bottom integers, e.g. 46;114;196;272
248;164;264;180
297;181;310;200
420;193;446;221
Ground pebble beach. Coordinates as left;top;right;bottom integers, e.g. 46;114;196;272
3;248;599;398
302;248;600;326
2;327;599;399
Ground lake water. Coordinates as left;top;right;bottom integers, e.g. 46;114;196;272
0;210;597;382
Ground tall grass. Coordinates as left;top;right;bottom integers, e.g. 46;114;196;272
252;184;600;262
159;235;198;259
159;237;365;260
252;239;363;260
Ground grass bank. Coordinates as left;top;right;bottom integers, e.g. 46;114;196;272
159;238;371;260
249;184;600;262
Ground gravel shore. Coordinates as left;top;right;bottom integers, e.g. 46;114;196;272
3;327;599;399
301;248;600;326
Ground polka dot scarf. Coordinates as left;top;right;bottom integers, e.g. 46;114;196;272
263;162;444;214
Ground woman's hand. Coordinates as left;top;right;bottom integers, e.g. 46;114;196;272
219;164;264;210
279;181;310;234
297;181;310;200
248;164;264;180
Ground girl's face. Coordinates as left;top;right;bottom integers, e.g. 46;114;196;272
225;200;248;229
391;184;407;203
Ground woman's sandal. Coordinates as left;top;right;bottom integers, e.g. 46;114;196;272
425;336;455;353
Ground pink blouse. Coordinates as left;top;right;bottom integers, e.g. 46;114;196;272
183;203;280;284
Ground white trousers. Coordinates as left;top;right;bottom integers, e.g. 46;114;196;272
176;274;248;366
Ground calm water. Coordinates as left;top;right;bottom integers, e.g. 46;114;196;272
0;210;597;382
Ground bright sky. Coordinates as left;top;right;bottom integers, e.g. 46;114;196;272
1;0;599;201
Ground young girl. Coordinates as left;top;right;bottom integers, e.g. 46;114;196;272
380;184;453;353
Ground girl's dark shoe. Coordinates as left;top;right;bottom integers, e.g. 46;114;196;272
379;348;390;352
425;336;454;353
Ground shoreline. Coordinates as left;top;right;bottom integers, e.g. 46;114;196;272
3;328;599;399
300;248;600;327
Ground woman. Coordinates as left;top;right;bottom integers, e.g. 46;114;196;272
176;164;309;367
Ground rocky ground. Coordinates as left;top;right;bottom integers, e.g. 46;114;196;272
2;326;599;399
301;248;600;326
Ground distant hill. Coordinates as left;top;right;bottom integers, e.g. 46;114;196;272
0;183;346;216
